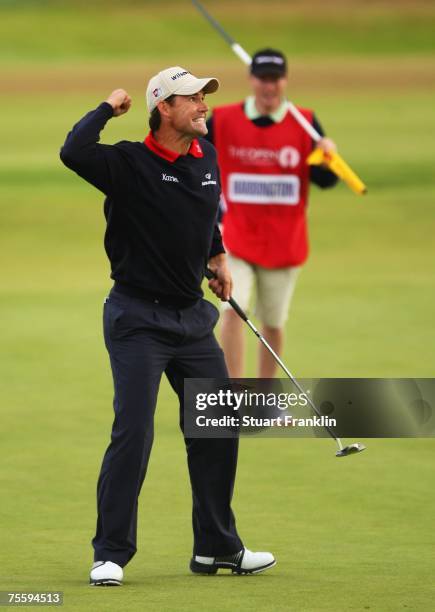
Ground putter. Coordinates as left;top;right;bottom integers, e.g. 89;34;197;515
205;269;366;458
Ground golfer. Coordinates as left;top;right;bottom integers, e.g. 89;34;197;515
60;66;275;585
206;49;338;377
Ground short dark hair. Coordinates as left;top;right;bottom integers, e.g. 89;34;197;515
149;95;176;131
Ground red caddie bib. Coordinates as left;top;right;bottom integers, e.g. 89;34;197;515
213;102;314;268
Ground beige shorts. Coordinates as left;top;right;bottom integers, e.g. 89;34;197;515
221;254;300;328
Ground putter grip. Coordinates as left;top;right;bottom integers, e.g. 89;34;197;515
204;268;248;322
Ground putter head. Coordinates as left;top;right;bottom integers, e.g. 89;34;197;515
336;443;366;457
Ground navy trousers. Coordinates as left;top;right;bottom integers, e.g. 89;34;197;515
92;289;243;567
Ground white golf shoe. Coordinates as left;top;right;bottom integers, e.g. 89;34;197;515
89;561;123;586
190;547;276;575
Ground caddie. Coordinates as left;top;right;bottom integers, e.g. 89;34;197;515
206;49;338;377
60;66;276;585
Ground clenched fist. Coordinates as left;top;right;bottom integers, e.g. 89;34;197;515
106;89;132;117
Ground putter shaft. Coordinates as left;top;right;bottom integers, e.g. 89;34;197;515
205;268;366;456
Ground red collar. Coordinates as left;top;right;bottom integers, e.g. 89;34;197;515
144;132;203;162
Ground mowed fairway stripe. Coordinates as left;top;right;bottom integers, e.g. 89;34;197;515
1;57;435;94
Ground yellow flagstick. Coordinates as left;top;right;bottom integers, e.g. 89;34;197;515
307;149;367;195
286;99;367;196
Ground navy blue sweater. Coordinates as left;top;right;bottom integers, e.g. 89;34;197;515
60;102;224;306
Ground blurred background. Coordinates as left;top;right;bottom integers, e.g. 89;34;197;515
1;1;434;610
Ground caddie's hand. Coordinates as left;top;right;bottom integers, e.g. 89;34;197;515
207;255;233;302
318;137;337;155
106;89;132;117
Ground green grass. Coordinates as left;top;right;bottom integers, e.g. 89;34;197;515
1;2;435;610
1;1;435;63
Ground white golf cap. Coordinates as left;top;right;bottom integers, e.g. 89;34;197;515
146;66;219;112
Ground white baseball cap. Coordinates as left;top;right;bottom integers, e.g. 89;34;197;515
146;66;219;112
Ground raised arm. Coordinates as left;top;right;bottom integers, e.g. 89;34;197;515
59;89;132;195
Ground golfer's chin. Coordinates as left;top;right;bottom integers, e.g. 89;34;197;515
190;120;208;137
